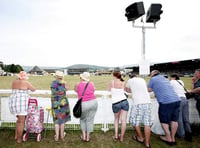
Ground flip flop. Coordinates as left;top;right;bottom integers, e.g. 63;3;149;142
132;135;144;144
160;136;173;146
112;136;119;142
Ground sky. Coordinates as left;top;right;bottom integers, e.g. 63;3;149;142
0;0;200;68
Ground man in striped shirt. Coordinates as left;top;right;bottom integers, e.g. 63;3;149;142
148;70;181;146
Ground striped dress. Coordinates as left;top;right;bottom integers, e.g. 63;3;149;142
9;89;29;115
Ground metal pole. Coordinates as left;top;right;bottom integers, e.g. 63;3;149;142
142;26;145;61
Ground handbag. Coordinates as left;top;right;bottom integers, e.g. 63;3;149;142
73;82;89;118
176;80;194;99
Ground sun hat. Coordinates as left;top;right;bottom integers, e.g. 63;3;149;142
80;72;90;81
55;71;64;78
17;71;28;80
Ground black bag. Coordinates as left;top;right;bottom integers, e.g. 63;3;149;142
185;92;195;100
73;82;89;118
73;98;82;118
176;80;195;100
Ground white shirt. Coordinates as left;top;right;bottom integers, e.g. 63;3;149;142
126;77;151;105
170;80;186;98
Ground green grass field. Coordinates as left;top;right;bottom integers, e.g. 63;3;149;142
0;128;199;148
0;75;193;90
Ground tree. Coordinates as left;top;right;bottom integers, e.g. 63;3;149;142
3;64;24;73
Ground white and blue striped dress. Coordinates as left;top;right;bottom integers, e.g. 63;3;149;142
9;89;29;115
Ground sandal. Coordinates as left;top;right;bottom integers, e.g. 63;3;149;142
61;132;66;141
132;135;144;144
80;136;86;141
112;136;119;142
54;135;59;142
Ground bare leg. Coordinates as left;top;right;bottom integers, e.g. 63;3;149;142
16;115;25;143
81;131;86;141
86;132;90;142
135;126;144;142
160;123;172;142
119;110;128;142
15;115;18;140
54;124;59;141
114;112;120;139
60;123;65;140
144;126;151;147
170;121;178;142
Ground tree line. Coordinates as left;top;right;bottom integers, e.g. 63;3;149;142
1;64;24;73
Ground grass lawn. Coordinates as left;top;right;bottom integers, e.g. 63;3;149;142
0;128;199;148
0;75;193;91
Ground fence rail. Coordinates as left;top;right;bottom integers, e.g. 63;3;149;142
0;89;200;134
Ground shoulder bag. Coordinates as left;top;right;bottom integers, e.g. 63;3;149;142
73;82;89;118
176;80;194;99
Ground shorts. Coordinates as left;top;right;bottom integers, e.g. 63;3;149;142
129;103;153;126
112;99;129;113
159;101;180;124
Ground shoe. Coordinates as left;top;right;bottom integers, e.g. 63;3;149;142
132;135;144;144
185;132;192;142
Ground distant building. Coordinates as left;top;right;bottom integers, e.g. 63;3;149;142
125;58;200;76
28;66;45;75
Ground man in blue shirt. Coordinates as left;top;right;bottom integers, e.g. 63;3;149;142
148;70;181;145
191;69;200;117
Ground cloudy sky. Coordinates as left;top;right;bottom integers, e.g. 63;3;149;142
0;0;199;68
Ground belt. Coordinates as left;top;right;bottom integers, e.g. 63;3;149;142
113;99;127;105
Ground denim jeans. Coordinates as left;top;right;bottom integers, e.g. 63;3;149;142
176;97;192;138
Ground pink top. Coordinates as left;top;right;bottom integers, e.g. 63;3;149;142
77;82;96;102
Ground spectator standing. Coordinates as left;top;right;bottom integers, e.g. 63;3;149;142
125;72;152;148
170;74;192;141
190;69;200;117
108;70;129;142
9;71;35;144
74;72;98;142
148;70;181;145
51;71;71;141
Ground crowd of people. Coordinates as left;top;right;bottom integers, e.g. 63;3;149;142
8;68;200;147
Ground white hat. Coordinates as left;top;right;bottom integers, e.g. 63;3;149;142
55;71;64;78
80;72;90;81
17;71;28;80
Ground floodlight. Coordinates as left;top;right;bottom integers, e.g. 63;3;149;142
146;4;163;23
125;2;145;21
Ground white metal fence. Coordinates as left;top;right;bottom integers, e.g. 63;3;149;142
0;89;200;134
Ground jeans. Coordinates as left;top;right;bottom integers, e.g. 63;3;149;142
176;98;192;138
196;99;200;117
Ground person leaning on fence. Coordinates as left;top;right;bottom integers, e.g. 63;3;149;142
74;72;98;142
125;72;152;148
50;71;71;142
148;70;181;146
169;74;192;142
190;69;200;118
9;71;36;144
108;69;129;142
